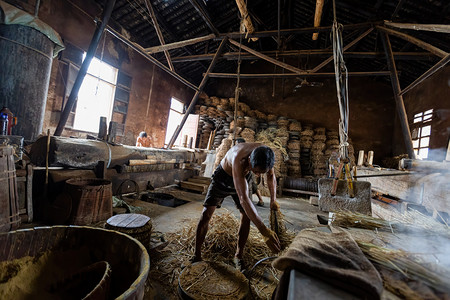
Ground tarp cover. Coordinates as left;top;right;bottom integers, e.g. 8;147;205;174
0;0;64;56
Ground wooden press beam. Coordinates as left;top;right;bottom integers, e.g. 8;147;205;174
310;27;374;73
144;34;217;54
187;0;220;35
143;0;174;71
222;21;377;39
106;26;199;91
380;32;416;159
207;71;391;78
229;38;306;74
170;51;433;62
384;21;450;34
376;26;448;58
312;0;324;40
54;0;116;136
167;38;229;149
399;53;450;96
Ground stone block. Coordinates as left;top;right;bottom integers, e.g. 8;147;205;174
318;179;372;215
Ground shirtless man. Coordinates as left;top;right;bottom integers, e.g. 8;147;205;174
193;143;281;269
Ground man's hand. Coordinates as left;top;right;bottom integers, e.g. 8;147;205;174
260;227;281;253
270;200;280;211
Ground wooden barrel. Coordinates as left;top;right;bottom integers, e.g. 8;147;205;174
65;178;112;225
105;214;152;249
0;145;20;232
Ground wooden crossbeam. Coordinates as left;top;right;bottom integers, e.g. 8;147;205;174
144;34;216;54
207;71;391;78
385;21;450;33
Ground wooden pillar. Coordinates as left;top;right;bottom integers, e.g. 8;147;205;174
167;37;229;148
54;0;116;136
380;32;416;159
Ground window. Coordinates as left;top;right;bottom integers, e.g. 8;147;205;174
411;109;433;160
72;55;118;133
165;98;184;146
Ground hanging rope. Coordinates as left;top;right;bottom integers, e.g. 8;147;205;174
331;0;350;161
233;12;245;145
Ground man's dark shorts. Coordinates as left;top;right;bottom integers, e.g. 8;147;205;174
204;164;252;212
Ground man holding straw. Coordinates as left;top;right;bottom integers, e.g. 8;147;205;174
193;142;281;270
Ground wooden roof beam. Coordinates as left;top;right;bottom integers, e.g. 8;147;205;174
143;0;174;71
187;0;220;35
376;26;448;58
384;21;450;34
144;34;216;54
207;71;391;78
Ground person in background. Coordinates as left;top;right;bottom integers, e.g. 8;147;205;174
136;131;151;147
236;138;265;207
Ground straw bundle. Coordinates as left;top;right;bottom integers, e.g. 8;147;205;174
270;209;296;250
289;121;302;132
277;119;289;128
236;110;245;117
254;111;266;120
267;114;277;122
229;97;236;106
278;136;289;147
220;98;229;106
211;97;220;106
331;210;449;236
301;129;314;137
276;128;289;138
287;141;301;151
241;128;255;143
149;211;291;299
238;102;250;113
314;127;326;135
255;129;288;160
216;104;226;111
311;141;326;152
313;134;327;142
357;242;450;294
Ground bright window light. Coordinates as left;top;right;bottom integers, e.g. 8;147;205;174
165;98;184;146
73;55;118;133
410;109;433;160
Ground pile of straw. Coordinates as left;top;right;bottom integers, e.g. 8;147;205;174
149;211;293;299
241;128;256;143
357;242;450;295
331;210;449;236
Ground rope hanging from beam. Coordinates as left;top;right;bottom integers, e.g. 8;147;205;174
233;10;245;145
331;0;350;162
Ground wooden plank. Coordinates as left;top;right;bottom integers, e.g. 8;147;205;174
187;177;211;184
282;188;319;196
180;181;208;193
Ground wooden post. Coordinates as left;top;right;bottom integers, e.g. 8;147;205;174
312;0;325;40
54;0;116;136
167;37;229;149
380;32;416;159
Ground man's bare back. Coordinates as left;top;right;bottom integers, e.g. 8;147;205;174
220;142;263;177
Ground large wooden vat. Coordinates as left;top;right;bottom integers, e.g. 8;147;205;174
0;226;150;299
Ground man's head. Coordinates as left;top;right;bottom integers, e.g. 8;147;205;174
139;131;148;138
249;146;275;174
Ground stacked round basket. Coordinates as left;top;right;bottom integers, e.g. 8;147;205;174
287;120;302;177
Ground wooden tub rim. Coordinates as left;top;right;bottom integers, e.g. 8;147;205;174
0;225;150;300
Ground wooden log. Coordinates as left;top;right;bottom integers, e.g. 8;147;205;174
229;39;306;74
187;177;211;185
399;53;450;95
312;0;324;40
377;26;448;58
144;34;216;54
30;136;194;169
143;0;174;71
207;71;391;78
384;21;450;34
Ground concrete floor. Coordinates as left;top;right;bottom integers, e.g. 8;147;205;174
128;186;327;235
